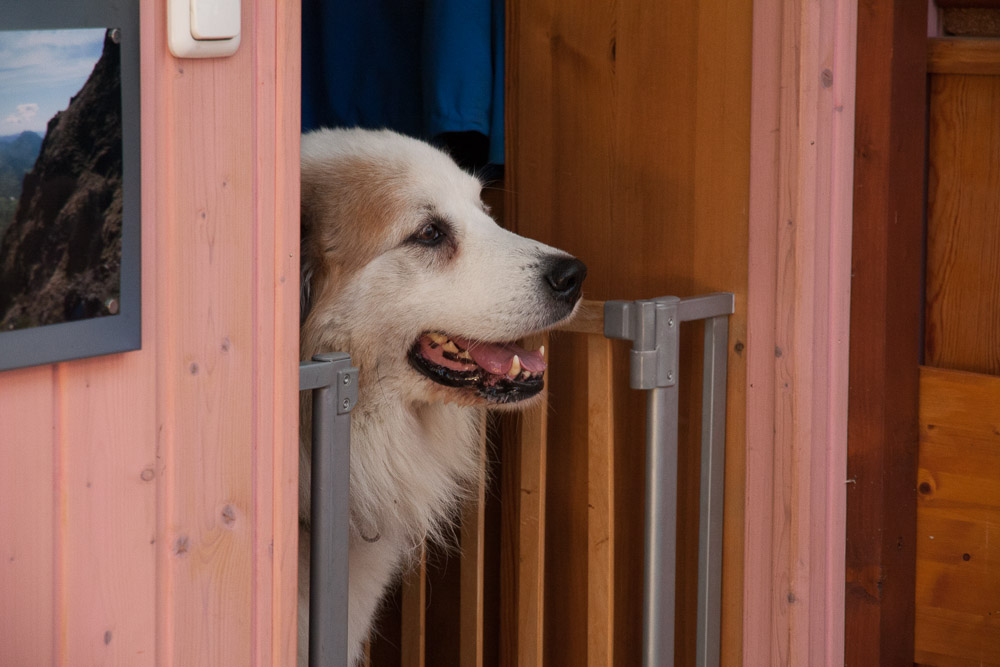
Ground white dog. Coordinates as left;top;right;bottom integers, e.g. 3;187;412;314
298;128;586;665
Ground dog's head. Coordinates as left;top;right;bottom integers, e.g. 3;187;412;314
300;128;586;407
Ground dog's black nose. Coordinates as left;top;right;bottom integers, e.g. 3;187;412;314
544;256;587;304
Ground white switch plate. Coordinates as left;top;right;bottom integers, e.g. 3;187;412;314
191;0;240;40
168;0;241;58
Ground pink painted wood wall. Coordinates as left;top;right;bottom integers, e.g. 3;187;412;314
0;1;301;665
744;0;856;665
0;0;859;664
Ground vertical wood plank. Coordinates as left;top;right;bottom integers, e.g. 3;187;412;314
745;0;856;664
251;0;301;664
251;0;278;661
163;38;256;662
915;366;1000;666
60;355;157;664
0;0;297;665
401;546;427;667
587;335;614;667
518;333;548;667
269;0;303;661
0;367;55;667
500;414;521;666
460;413;489;667
926;72;1000;376
146;0;298;663
506;0;751;663
845;2;926;665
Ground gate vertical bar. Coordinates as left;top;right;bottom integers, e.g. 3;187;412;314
645;383;680;667
696;315;729;667
301;352;357;667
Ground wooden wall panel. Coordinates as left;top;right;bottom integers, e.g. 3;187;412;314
744;0;857;664
159;38;257;664
926;70;1000;376
845;2;926;666
0;1;300;664
506;1;751;664
915;367;1000;666
0;367;55;667
61;355;157;662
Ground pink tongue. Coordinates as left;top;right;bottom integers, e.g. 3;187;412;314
452;336;546;375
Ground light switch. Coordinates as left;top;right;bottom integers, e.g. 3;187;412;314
168;0;241;58
190;0;240;41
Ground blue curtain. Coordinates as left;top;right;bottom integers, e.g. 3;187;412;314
302;0;504;166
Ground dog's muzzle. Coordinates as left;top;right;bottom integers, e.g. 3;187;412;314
407;333;547;404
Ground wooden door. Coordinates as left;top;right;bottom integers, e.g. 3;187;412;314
503;2;752;665
0;2;301;665
915;30;1000;667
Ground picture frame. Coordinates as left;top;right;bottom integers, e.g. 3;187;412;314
0;0;140;372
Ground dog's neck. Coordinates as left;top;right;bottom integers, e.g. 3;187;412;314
300;381;484;547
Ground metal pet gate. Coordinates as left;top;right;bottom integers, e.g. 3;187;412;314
300;292;734;667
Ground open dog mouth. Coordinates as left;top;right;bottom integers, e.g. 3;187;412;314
407;332;547;404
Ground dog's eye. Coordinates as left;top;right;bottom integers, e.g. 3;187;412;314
411;222;444;246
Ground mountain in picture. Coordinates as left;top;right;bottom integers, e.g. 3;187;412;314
0;29;122;331
0;131;44;238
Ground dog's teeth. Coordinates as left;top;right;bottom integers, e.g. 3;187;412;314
428;332;448;344
539;345;546;357
458;350;473;360
508;355;521;378
522;370;533;379
442;341;459;354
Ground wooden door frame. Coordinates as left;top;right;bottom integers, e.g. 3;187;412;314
744;0;858;664
845;3;926;666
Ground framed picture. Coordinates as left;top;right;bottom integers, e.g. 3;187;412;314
0;0;140;371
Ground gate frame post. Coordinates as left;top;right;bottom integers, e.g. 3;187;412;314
605;292;734;667
300;353;358;667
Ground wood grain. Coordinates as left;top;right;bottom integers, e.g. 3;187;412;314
506;0;751;663
587;335;615;667
269;0;305;663
61;356;158;663
0;2;300;664
915;367;1000;666
559;299;605;336
845;2;926;665
929;38;1000;75
745;0;858;664
926;73;1000;376
460;414;489;667
517;333;549;667
0;367;55;667
401;546;427;667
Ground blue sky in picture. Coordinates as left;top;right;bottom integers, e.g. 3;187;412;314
0;28;105;137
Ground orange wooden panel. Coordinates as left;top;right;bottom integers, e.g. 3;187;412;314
518;332;549;667
401;545;427;667
928;38;1000;75
0;366;55;667
587;335;614;667
916;367;1000;665
506;0;750;663
559;299;605;336
926;73;1000;376
460;414;489;667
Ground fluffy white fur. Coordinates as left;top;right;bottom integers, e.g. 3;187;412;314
298;128;583;666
